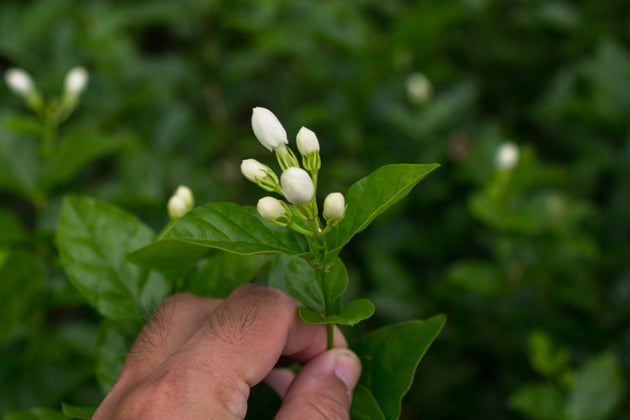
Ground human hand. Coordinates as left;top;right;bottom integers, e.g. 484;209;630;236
92;284;361;419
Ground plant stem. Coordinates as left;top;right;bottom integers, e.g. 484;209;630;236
326;324;334;350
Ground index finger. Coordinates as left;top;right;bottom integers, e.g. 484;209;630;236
171;283;345;385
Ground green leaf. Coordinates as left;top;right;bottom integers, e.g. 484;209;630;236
269;256;324;312
527;330;571;379
298;299;375;326
350;385;387;420
0;250;44;345
0;122;39;197
186;252;273;298
0;207;26;243
268;256;349;315
508;383;565;420
40;129;123;191
61;403;96;419
128;203;309;272
327;164;439;254
324;258;350;314
95;320;136;394
3;408;68;420
565;353;625;420
446;260;503;297
350;315;446;420
56;196;171;322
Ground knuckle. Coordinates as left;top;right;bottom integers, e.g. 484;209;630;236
305;392;350;420
232;283;287;304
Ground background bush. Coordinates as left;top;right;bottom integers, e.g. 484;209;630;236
1;0;629;418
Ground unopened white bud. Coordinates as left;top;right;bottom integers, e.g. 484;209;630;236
257;196;287;220
496;141;520;170
251;107;288;151
168;195;188;220
280;167;315;204
4;68;35;97
64;67;88;96
406;72;432;105
323;192;345;219
175;185;194;208
241;159;269;182
296;127;320;156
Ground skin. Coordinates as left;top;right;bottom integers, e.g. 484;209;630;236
93;284;361;419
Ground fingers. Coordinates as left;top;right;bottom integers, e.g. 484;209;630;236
118;293;221;386
264;369;295;398
275;348;361;420
173;284;345;387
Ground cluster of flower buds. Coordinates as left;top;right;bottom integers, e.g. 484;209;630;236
167;185;195;220
242;107;346;234
4;66;88;120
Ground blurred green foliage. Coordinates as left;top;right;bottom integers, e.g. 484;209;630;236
1;0;629;418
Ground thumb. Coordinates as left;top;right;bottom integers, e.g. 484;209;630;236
275;348;361;420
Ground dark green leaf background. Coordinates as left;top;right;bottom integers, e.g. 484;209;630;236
2;0;630;418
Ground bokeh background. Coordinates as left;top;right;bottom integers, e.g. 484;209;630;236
1;0;629;418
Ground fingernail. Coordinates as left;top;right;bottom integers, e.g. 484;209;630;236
333;350;361;400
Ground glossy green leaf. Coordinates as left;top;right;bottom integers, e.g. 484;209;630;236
565;353;625;420
350;315;446;420
350;385;386;420
95;320;136;394
298;299;375;326
0;250;44;345
186;252;273;298
269;256;324;312
61;403;96;419
128;203;309;272
56;196;171;322
508;383;564;420
268;256;349;314
327;164;439;254
3;408;68;420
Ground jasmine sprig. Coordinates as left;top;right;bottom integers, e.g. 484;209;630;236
242;107;346;348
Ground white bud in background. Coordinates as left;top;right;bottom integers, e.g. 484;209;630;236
251;107;288;151
406;72;432;105
64;67;88;96
296;126;320;156
257;196;287;220
280;167;315;204
175;185;194;208
4;68;35;97
323;192;345;219
496;141;520;171
241;159;269;182
168;195;188;220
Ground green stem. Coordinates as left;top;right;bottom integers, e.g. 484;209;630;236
326;324;334;350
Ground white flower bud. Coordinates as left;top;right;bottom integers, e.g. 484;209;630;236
241;159;269;182
323;192;345;219
251;107;288;151
406;72;432;105
168;195;188;220
257;196;287;220
4;68;35;97
496;141;520;171
175;185;194;208
280;167;315;204
296;126;320;156
64;67;88;96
